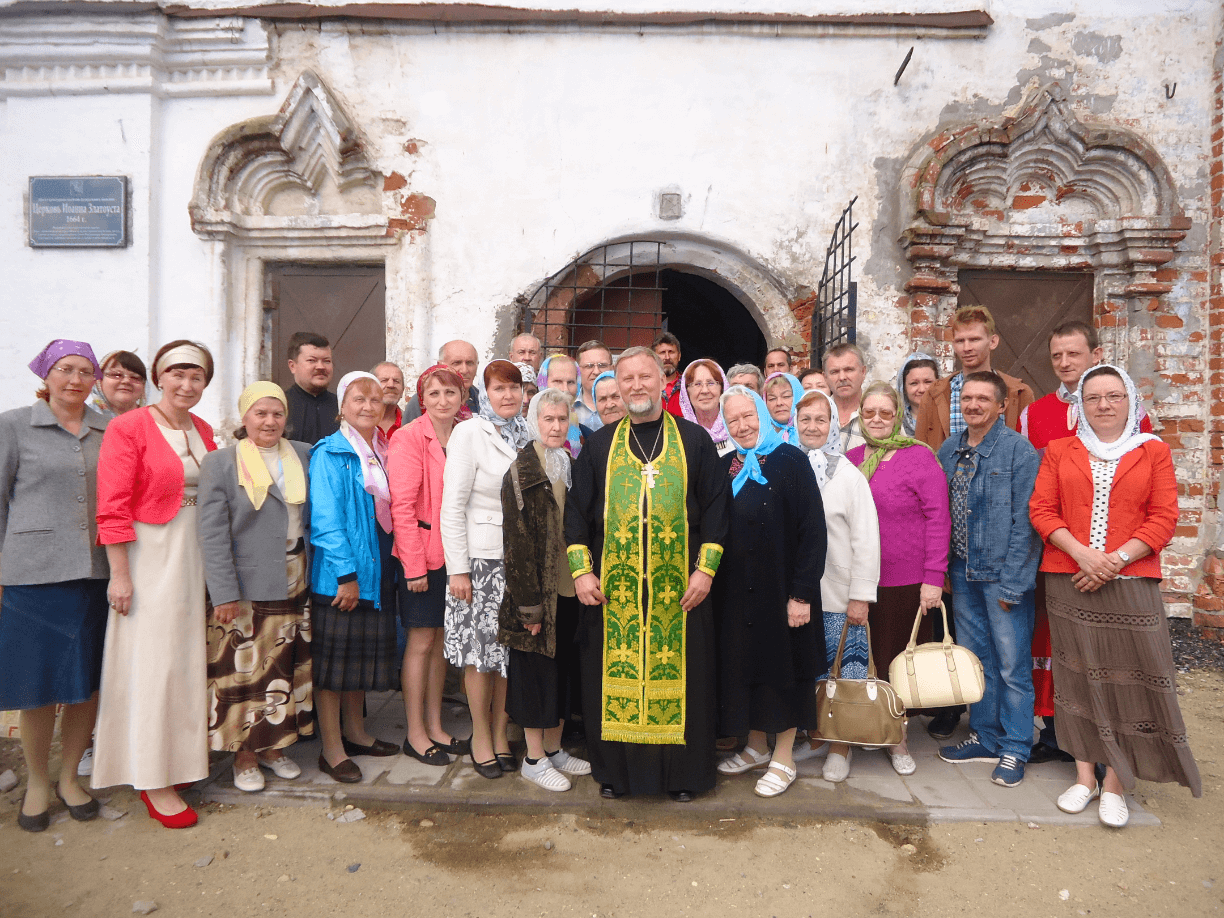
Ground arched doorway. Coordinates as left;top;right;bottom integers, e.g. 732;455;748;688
524;234;791;370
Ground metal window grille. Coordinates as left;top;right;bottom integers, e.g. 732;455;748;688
526;240;668;355
813;197;858;356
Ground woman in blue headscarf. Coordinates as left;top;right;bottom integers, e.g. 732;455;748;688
712;386;826;799
763;372;805;444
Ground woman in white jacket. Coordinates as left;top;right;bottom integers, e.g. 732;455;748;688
440;360;529;779
793;390;887;783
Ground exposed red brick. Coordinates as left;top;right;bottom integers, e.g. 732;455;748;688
399;193;437;231
383;172;407;191
1011;194;1045;210
1155;314;1184;328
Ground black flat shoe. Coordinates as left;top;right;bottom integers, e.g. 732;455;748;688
1028;742;1075;764
318;754;363;784
600;784;623;800
926;711;961;740
668;790;695;803
403;739;450;766
495;753;518;773
56;789;100;822
17;807;50;832
342;737;399;757
473;758;503;779
431;735;471;756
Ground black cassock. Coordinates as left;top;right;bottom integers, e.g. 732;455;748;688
284;384;339;445
564;413;730;796
714;444;827;737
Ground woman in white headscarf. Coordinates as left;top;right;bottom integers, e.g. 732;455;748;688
197;381;313;794
678;359;734;456
792;390;890;781
497;388;592;791
1030;364;1200;828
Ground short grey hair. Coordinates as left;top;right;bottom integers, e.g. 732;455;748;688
726;363;765;390
534;385;573;412
511;332;541;349
438;339;477;361
615;346;664;374
822;342;867;372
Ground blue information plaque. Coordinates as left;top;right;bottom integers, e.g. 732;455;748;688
29;176;128;248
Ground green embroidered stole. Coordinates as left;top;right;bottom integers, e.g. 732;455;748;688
600;413;689;744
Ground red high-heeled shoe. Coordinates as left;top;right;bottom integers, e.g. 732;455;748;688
139;790;198;829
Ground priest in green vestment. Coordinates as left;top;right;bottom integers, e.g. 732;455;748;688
565;346;729;800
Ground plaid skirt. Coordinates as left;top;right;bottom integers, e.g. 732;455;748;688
310;593;398;692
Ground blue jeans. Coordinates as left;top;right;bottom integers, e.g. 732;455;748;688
949;558;1036;760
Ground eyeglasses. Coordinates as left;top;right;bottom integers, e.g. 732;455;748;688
51;366;97;381
104;370;144;382
580;361;611;371
860;408;896;420
689;380;722;390
1083;393;1127;407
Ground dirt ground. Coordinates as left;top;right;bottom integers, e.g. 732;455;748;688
1;668;1221;918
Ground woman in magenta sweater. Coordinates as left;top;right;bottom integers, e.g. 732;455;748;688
388;365;470;766
846;382;951;766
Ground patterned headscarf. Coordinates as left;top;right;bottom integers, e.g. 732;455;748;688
795;389;842;491
719;385;786;497
479;361;533;450
764;371;804;444
678;359;729;444
337;371;393;533
29;339;101;380
525;388;572;489
896;351;937;437
1075;364;1160;462
858;386;931;481
415;363;470;422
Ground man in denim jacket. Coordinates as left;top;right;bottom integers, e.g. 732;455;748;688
935;371;1042;788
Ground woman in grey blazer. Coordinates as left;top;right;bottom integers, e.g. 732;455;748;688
0;340;110;831
197;382;314;793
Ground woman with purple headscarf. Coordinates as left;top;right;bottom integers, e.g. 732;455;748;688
0;340;110;831
679;359;734;456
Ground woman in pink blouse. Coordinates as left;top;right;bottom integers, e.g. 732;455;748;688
388;365;470;766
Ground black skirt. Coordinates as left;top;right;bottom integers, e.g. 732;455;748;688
398;566;447;629
505;594;581;729
311;595;398;692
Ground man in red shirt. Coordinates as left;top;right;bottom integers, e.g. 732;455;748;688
373;361;406;439
653;332;684;417
1020;320;1153;766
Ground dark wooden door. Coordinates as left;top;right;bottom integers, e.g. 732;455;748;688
265;263;386;390
958;271;1093;399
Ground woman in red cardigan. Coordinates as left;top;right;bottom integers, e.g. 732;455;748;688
92;340;217;829
388;364;470;766
1029;365;1200;828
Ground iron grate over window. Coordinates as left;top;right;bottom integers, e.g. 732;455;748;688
526;240;668;356
813;196;858;357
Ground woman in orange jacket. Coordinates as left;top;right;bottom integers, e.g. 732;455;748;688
1029;365;1199;828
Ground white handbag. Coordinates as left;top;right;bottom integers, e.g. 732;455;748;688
887;603;985;709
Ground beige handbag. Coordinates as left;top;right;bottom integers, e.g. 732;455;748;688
888;603;985;709
814;620;907;747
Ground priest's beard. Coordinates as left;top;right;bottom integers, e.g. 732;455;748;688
626;396;661;419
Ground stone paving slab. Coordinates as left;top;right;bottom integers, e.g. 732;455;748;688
198;690;1158;828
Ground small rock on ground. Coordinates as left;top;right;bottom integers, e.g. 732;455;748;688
0;770;17;793
336;808;366;824
132;901;158;915
346;863;360;873
194;856;214;868
99;805;127;821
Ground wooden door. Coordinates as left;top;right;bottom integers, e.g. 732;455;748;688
958;271;1093;399
265;263;386;390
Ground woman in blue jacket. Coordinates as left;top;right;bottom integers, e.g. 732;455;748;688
309;372;400;783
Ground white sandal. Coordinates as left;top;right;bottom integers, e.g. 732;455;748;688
754;762;797;798
718;746;771;775
258;753;302;780
1098;791;1129;827
1056;782;1099;814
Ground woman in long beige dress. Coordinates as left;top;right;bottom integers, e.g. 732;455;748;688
93;340;218;829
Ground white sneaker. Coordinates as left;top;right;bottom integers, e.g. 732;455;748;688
521;757;571;792
258;753;302;780
792;736;829;763
232;762;266;792
823;748;853;783
77;748;94;777
547;749;592;776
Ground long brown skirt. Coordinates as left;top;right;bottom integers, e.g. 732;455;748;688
1046;574;1201;796
207;591;315;753
868;583;931;672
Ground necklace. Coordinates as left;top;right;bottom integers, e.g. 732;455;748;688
151;404;202;469
629;420;664;489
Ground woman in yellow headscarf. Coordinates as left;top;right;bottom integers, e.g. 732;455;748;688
197;381;314;794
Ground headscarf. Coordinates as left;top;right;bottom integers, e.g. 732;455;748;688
858;391;932;482
513;362;538;388
234;381;306;510
337;370;393;533
535;354;582;456
525;389;572;489
154;344;209;379
896;351;937;437
1075;364;1160;462
415;363;470;422
796;389;842;491
478;362;533;451
29;339;101;380
678;359;730;444
764;371;804;443
719;385;786;497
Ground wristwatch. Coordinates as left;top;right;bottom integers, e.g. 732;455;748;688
1115;549;1131;564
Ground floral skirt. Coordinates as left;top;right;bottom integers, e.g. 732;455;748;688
444;558;509;676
